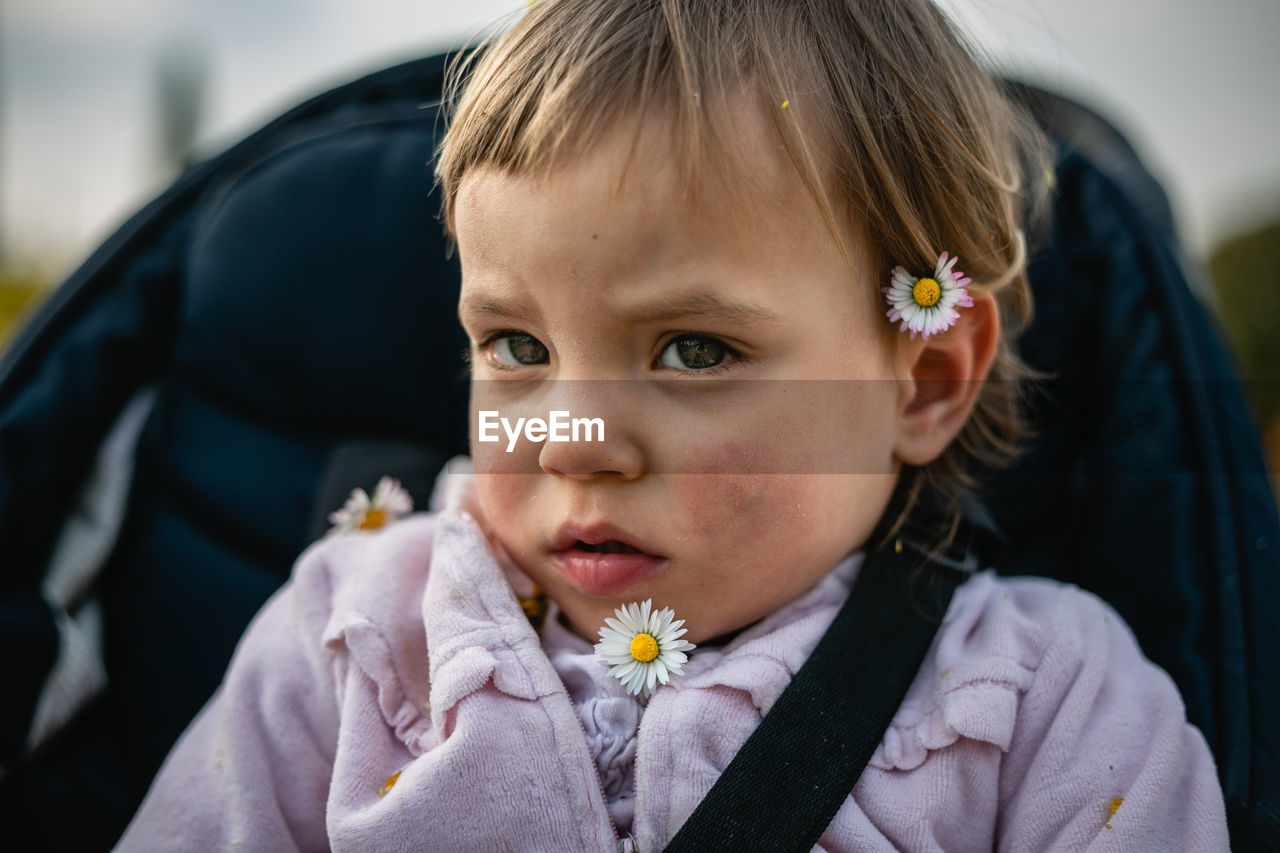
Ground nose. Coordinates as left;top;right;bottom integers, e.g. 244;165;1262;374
537;380;646;481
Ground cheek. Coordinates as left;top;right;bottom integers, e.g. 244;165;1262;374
670;434;789;476
652;383;899;478
669;474;820;540
471;442;523;476
669;473;892;566
472;471;540;548
654;426;862;541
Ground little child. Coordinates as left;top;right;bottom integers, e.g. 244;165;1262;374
117;0;1229;849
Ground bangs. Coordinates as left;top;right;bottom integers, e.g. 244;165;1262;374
436;0;842;249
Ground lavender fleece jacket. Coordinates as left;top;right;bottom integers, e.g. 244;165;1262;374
117;508;1229;851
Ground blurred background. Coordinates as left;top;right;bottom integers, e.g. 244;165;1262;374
1;0;1278;448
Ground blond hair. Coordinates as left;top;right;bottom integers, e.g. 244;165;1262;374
437;0;1051;545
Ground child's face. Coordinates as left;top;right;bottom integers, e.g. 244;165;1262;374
455;114;910;643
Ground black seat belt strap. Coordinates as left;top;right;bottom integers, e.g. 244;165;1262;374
663;542;964;852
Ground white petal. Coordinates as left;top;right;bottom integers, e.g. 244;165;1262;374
335;491;370;521
651;658;670;682
372;477;399;505
624;668;646;695
601;650;632;665
617;609;640;634
595;637;625;657
384;493;413;516
660;650;688;670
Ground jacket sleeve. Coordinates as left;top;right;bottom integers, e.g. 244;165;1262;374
996;583;1229;852
115;540;341;852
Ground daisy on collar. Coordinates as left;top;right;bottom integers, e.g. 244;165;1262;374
328;476;413;533
594;600;696;698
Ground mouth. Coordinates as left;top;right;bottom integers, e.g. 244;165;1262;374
551;524;667;596
572;539;645;555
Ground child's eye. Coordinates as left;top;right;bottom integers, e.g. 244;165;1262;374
656;335;739;372
487;332;549;366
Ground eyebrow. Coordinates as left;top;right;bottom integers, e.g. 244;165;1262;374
457;293;539;325
458;290;783;326
619;292;785;325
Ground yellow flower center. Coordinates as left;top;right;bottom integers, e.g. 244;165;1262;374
912;277;941;307
630;633;660;663
358;508;387;530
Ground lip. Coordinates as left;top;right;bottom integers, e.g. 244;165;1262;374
550;522;667;596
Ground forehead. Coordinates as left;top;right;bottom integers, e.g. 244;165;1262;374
457;104;793;225
457;143;810;304
453;104;869;281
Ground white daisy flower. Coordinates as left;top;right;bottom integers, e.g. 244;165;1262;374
594;600;696;698
882;251;974;340
328;476;413;533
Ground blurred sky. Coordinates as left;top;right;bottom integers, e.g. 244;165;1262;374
2;0;1278;275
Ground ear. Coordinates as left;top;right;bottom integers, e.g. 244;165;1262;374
893;293;1000;466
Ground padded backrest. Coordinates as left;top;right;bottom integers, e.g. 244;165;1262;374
992;84;1280;845
104;102;471;794
0;55;467;845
